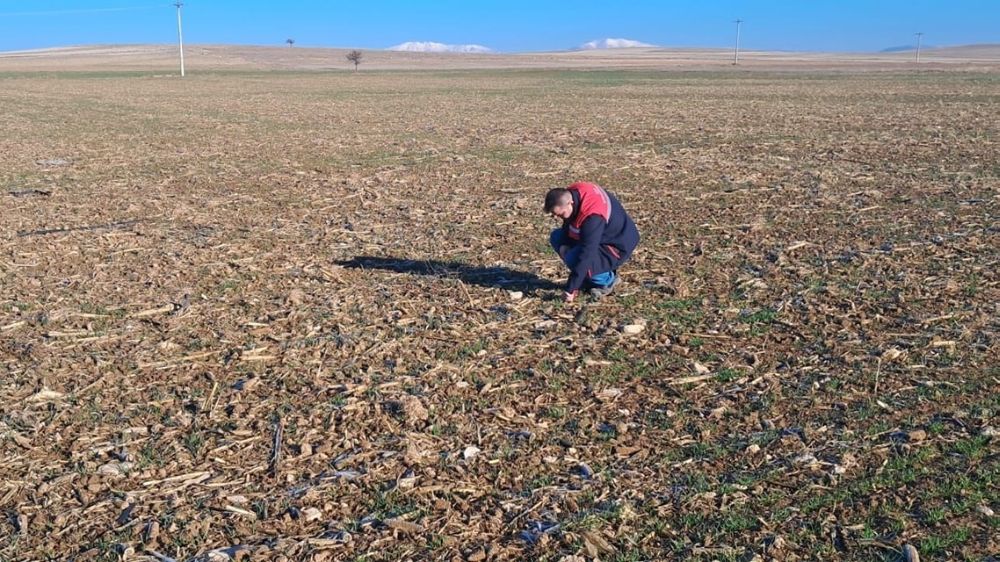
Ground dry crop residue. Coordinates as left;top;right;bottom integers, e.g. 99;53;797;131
1;70;997;561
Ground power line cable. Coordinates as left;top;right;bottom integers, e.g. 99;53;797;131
0;5;166;17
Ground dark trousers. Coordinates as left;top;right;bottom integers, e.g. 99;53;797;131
550;229;617;287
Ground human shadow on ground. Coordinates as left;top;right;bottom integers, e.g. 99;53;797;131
336;256;560;293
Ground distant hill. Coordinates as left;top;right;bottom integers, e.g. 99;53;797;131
1;43;998;72
881;43;1000;57
923;44;1000;58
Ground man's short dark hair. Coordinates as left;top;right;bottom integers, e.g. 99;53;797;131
544;188;571;213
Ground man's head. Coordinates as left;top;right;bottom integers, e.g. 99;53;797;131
544;188;574;220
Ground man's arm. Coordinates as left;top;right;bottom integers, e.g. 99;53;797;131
557;220;573;259
566;215;606;294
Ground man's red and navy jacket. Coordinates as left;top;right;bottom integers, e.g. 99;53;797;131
561;182;640;293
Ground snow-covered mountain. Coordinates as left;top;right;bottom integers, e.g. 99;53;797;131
578;38;655;50
388;41;493;53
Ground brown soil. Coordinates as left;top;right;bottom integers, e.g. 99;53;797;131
1;68;997;561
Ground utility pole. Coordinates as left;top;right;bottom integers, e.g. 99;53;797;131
174;2;185;77
914;32;924;63
733;19;743;65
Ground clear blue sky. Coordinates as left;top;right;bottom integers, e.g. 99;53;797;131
0;0;997;53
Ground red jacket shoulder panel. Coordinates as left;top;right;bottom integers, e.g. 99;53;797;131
568;182;611;232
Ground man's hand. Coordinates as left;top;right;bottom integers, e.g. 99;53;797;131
564;290;577;303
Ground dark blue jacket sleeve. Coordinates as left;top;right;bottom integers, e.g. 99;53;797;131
567;215;606;293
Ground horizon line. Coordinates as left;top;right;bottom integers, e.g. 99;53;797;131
3;41;997;57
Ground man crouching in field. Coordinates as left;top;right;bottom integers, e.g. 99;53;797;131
545;182;640;302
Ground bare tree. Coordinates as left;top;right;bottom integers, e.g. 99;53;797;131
286;38;295;47
346;50;363;71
